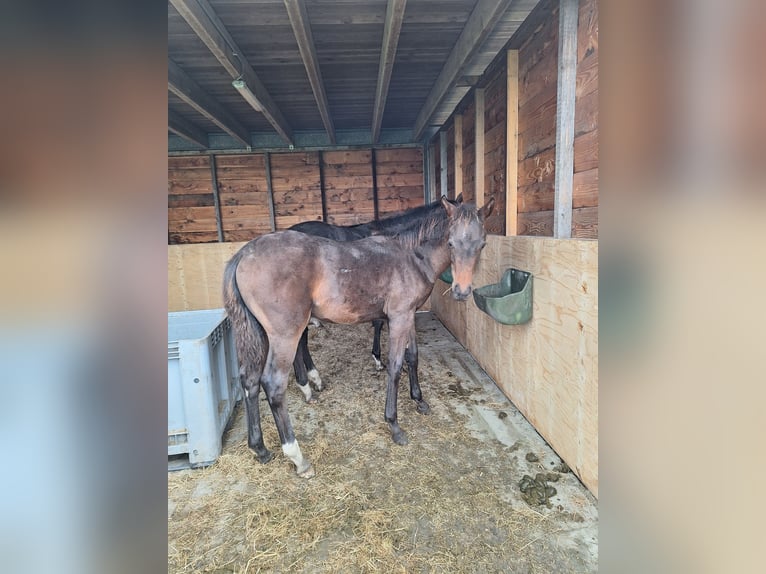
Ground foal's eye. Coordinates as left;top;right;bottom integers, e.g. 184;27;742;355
448;240;454;248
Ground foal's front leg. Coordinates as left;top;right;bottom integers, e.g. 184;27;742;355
384;316;414;445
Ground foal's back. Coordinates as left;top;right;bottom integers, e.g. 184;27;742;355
236;231;429;327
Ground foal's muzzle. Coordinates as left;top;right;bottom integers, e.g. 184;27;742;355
451;284;472;300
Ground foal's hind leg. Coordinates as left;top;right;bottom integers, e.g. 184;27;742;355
262;339;315;478
241;370;273;464
371;319;385;371
293;329;318;403
405;328;430;414
300;327;323;391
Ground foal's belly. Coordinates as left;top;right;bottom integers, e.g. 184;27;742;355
311;298;384;325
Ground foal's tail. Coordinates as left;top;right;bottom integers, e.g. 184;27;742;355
223;247;268;388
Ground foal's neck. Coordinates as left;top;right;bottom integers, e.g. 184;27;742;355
412;238;451;284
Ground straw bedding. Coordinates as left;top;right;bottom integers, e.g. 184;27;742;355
168;315;596;573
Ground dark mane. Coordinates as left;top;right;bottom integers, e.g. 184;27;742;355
390;202;478;250
366;199;447;236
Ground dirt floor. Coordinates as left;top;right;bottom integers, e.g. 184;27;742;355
168;312;598;573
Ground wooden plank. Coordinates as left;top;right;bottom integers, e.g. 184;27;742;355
284;0;335;143
322;149;372;164
371;149;379;220
168;242;247;311
412;0;512;140
318;151;327;222
374;148;422;163
440;130;448;198
454;114;463;199
553;0;579;238
170;0;293;144
573;167;598;208
264;152;276;232
428;141;436;203
517;210;553;236
209;155;224;242
574;128;598;173
572;205;598;238
372;0;408;144
506;49;519;236
168;58;250;147
430;235;598;496
169;155;211;170
168;109;208;149
474;88;485;206
168;193;215;208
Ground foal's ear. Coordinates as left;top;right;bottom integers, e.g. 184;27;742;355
455;193;464;204
479;197;495;220
441;195;458;217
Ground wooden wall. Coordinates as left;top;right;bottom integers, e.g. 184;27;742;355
324;150;375;226
432;0;598;238
168;242;246;311
482;58;508;235
168;146;424;244
516;0;598;237
430;235;598;497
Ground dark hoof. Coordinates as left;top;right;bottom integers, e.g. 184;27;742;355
416;400;431;415
254;450;274;464
391;430;409;446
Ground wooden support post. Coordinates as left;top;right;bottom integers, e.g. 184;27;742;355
553;0;579;238
371;148;380;220
209;154;224;242
506;50;519;236
264;152;276;232
475;88;485;206
427;141;436;203
440;130;448;199
318;151;328;222
454;114;463;199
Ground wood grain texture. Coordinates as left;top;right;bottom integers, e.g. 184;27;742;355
168;241;247;311
429;235;598;497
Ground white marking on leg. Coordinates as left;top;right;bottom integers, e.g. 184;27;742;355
282;440;313;477
372;354;384;371
307;368;323;391
298;382;312;402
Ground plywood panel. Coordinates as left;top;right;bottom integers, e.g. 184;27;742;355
168;242;247;311
430;235;598;496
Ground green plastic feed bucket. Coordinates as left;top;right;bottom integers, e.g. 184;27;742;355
472;268;533;325
439;267;453;283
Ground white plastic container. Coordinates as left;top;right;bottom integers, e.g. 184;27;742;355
168;309;241;469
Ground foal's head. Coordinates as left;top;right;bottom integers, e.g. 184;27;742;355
441;195;495;300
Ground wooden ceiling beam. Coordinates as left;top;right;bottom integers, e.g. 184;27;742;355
371;0;408;144
411;0;510;141
283;0;336;144
168;108;209;149
168;58;251;147
170;0;294;145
